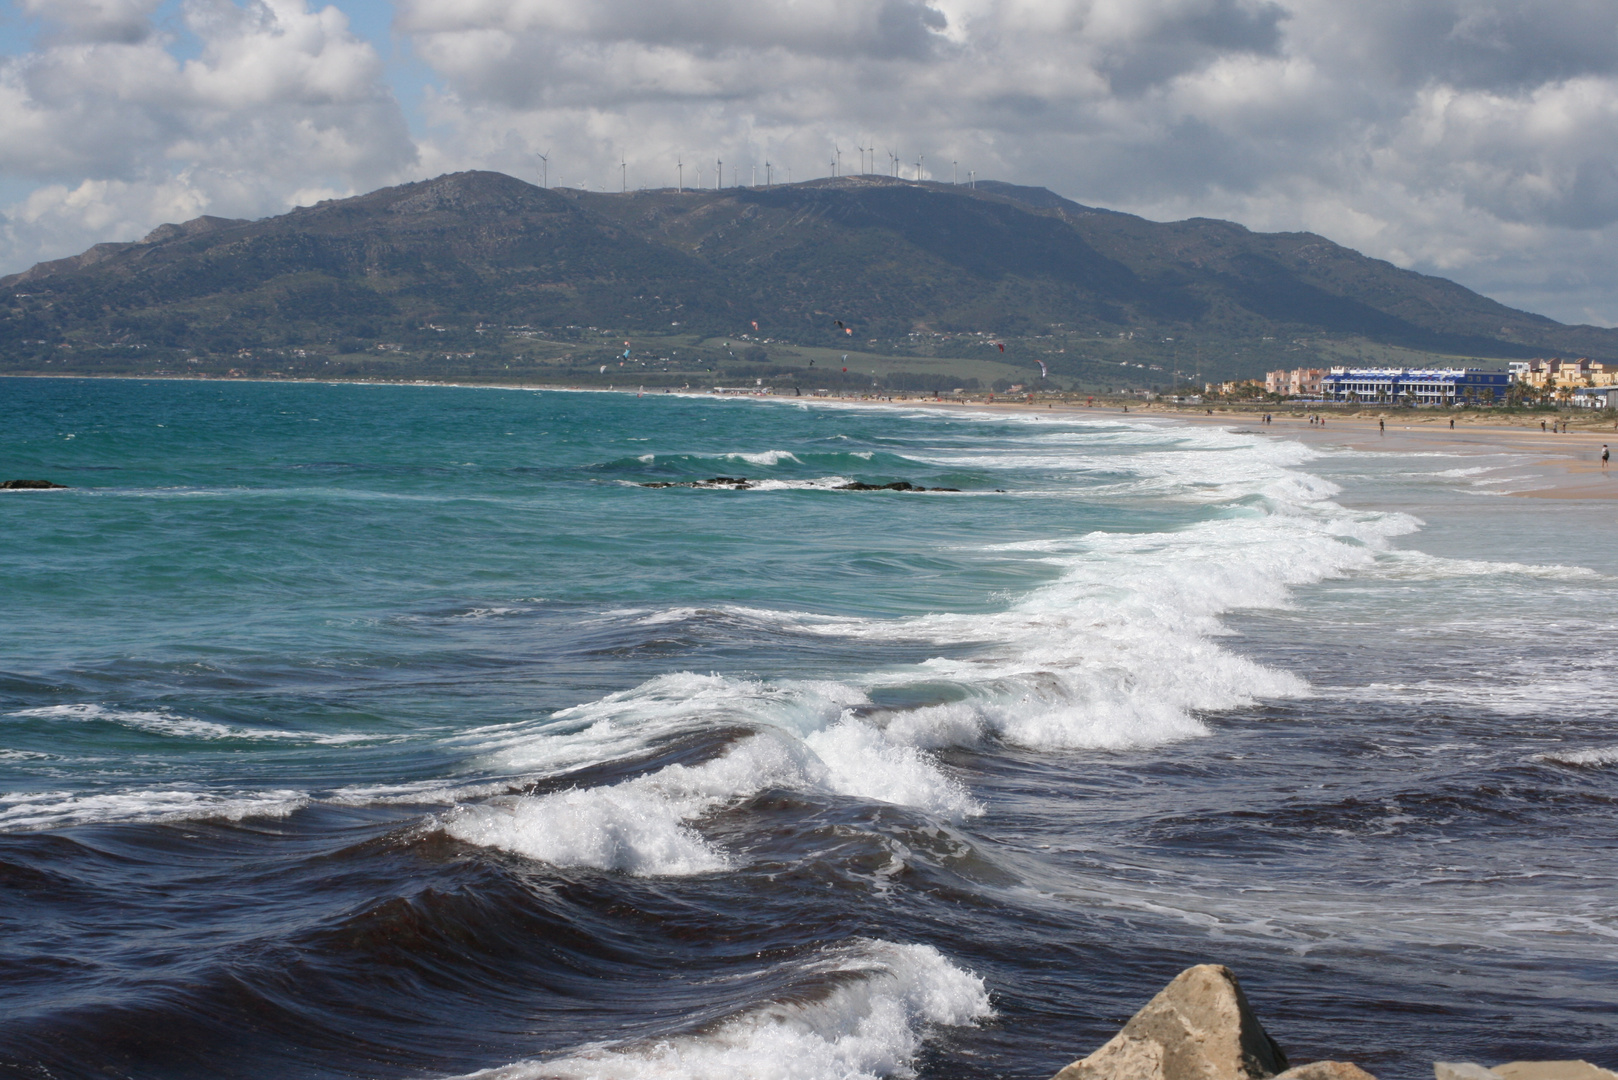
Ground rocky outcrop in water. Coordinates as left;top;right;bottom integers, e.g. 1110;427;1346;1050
1051;965;1374;1080
835;480;960;491
1276;1064;1378;1080
639;476;961;491
1439;1063;1618;1080
1;479;67;489
641;476;753;488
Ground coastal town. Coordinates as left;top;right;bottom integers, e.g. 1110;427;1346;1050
1205;359;1618;409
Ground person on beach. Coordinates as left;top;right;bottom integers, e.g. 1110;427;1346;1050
1379;418;1385;434
1604;445;1610;468
1542;420;1547;432
1449;418;1455;429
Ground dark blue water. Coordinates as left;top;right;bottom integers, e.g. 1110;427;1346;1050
2;378;1614;1079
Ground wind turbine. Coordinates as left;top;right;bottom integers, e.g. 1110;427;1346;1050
620;157;627;192
716;157;722;189
538;149;549;189
952;160;957;185
916;155;924;181
834;145;841;177
677;156;683;192
751;164;756;187
765;161;772;188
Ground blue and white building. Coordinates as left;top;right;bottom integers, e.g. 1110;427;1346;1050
1572;386;1618;409
1320;367;1510;405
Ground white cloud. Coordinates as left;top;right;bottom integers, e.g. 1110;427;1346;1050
0;0;415;273
3;0;1617;326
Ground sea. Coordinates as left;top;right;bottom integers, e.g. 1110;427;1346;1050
2;376;1614;1080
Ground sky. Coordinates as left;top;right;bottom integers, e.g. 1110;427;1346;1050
1;0;1616;326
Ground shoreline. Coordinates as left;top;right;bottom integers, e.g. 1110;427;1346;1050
7;371;1614;499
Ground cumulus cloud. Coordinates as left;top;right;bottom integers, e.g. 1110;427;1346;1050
0;0;415;272
3;0;1617;325
386;0;1618;321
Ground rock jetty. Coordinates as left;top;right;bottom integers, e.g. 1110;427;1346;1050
1;479;67;489
1050;965;1372;1080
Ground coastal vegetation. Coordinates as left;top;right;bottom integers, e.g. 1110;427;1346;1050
5;171;1617;393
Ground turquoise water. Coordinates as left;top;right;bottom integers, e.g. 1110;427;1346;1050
2;377;1614;1080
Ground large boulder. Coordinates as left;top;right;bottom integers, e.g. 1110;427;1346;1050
1276;1064;1378;1080
1439;1064;1618;1080
1053;965;1290;1080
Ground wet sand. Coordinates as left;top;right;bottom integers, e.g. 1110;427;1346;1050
900;398;1618;500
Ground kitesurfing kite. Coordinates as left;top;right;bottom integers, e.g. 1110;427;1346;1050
1037;360;1048;378
751;321;759;331
835;319;853;335
995;342;1005;352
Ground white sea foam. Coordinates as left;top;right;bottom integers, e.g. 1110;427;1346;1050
720;450;802;466
1535;745;1618;768
439;420;1438;869
472;423;1418;864
9;703;244;740
831;505;1406;751
1366;550;1604;582
0;787;308;830
451;940;991;1080
5;703;374;744
444;678;980;875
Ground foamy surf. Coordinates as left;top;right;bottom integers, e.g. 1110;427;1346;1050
5;703;377;744
1535;745;1618;768
443;679;980;875
445;420;1420;871
0;787;309;831
450;940;992;1080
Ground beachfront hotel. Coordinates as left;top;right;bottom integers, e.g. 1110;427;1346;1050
1319;367;1510;405
1265;368;1325;396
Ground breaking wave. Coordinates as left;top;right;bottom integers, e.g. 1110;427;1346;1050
453;940;992;1080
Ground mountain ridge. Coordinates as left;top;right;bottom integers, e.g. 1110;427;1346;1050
4;169;1613;388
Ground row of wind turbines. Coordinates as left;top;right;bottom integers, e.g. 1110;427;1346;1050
532;147;977;193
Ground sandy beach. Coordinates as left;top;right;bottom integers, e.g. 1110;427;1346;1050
889;395;1618;500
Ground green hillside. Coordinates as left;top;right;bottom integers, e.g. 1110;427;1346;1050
4;170;1613;391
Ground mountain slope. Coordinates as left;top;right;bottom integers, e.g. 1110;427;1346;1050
4;169;1614;383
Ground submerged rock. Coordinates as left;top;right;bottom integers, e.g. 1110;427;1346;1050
1051;965;1379;1080
835;480;960;492
1437;1066;1504;1080
641;476;755;489
1;479;67;489
639;476;961;492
